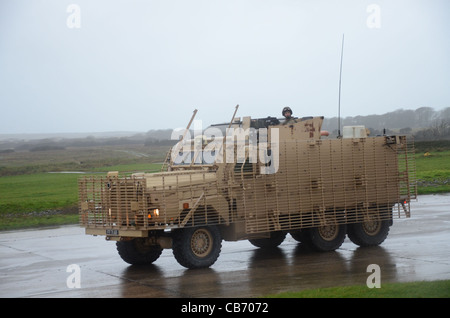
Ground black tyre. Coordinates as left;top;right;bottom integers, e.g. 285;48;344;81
289;229;308;243
172;226;222;269
347;219;390;247
249;231;286;248
303;224;347;252
116;238;163;265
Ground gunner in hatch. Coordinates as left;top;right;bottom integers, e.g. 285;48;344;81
282;107;297;125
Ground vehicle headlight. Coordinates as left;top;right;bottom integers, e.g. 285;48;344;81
148;208;160;219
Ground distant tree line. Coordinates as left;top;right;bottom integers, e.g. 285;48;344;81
413;119;450;141
0;129;176;152
322;107;450;141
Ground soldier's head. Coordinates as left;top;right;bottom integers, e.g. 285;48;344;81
282;107;292;118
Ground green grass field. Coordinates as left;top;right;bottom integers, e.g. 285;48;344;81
0;173;80;214
415;150;450;194
0;161;163;230
268;280;450;298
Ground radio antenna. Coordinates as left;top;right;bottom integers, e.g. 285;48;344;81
337;33;345;138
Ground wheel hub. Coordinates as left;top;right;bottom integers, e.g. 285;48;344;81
191;228;213;258
318;225;339;241
362;220;381;235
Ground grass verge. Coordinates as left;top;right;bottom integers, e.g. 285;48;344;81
0;212;79;231
268;280;450;298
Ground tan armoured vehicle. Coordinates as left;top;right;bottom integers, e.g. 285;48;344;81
78;109;416;269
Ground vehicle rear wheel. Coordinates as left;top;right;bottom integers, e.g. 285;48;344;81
172;226;222;269
116;238;163;265
303;224;347;252
347;219;390;247
248;231;286;248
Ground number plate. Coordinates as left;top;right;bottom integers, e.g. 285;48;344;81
106;229;119;236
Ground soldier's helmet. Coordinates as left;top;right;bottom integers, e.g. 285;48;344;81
282;107;293;116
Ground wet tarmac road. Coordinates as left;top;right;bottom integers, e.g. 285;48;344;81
1;194;449;298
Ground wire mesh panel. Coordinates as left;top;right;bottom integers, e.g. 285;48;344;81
239;136;415;235
79;135;416;238
395;135;417;217
79;171;230;231
79;176;148;229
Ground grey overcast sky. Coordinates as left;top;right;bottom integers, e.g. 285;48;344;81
0;0;449;134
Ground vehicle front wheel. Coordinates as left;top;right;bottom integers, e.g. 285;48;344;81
172;226;222;269
116;238;163;265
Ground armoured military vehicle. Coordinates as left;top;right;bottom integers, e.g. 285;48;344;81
78;108;416;269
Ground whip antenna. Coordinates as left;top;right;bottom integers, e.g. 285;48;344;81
337;33;345;138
